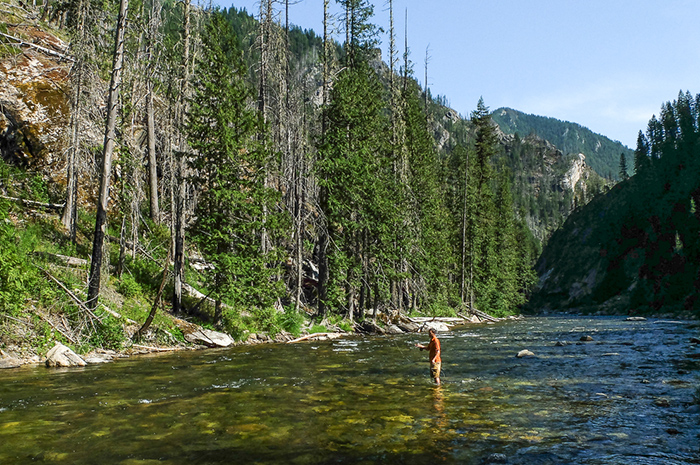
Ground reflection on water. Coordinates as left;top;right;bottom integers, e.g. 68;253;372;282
1;317;699;464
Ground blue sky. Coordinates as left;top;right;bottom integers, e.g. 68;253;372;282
220;0;700;149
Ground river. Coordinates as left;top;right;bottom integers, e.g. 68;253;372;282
1;316;699;464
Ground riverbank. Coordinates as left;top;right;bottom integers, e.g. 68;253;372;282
0;310;504;369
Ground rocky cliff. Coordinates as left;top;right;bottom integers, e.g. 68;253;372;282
0;25;69;170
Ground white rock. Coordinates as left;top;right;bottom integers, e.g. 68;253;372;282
45;342;87;367
516;349;535;358
184;328;234;348
420;321;450;333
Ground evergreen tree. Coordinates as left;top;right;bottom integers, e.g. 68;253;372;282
468;98;499;312
316;1;389;319
401;78;455;311
619;152;630;180
633;131;651;175
185;10;283;326
316;58;390;319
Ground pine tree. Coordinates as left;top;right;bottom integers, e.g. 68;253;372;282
401;78;454;310
468;98;499;312
619;152;630;180
316;0;389;319
185;10;283;325
633;131;651;176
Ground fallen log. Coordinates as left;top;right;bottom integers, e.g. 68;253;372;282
408;317;467;323
463;306;500;322
131;344;179;352
32;252;87;268
0;194;65;212
0;31;73;61
288;332;343;344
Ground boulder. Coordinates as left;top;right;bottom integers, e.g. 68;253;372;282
516;349;536;358
184;328;234;348
690;337;700;344
580;335;594;342
45;342;87;367
356;320;386;335
83;353;115;364
419;321;450;333
554;341;568;347
0;357;23;369
397;321;420;333
385;324;404;334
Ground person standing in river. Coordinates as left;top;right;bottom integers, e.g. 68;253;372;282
415;328;441;385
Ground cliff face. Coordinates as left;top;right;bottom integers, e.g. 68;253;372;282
0;26;70;173
562;153;587;192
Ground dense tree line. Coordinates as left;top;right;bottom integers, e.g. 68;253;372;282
530;91;700;315
620;91;700;311
8;0;538;338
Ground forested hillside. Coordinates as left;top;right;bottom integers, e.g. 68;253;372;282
493;107;634;180
529;92;700;317
1;0;543;356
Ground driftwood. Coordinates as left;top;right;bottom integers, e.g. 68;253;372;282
131;344;179;352
288;332;344;344
0;195;65;212
408;317;467;323
460;305;500;322
0;30;73;61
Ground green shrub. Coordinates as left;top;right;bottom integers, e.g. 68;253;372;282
279;309;304;337
309;324;327;334
88;317;126;351
0;202;39;316
117;273;142;298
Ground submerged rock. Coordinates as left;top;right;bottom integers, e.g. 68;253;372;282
45;342;87;367
626;316;647;321
690;337;700;344
486;453;507;463
554;341;568;346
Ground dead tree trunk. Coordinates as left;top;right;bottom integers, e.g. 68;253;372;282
86;0;129;310
172;0;190;314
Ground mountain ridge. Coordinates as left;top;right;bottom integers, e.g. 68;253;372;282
492;107;633;180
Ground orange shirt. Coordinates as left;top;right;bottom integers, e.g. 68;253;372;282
428;335;441;364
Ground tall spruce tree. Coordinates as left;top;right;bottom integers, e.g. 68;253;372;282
316;0;389;319
401;78;454;310
185;10;283;326
468;98;499;312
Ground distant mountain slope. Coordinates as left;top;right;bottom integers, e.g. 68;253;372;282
527;93;700;317
492;107;633;180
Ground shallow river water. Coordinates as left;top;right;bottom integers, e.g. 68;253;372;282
1;316;699;464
